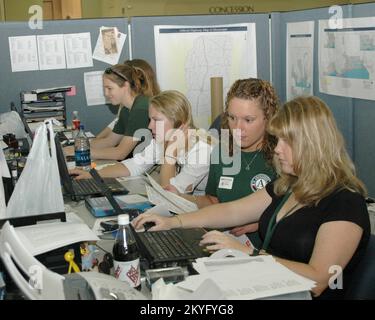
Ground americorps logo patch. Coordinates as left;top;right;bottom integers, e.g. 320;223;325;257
250;174;271;192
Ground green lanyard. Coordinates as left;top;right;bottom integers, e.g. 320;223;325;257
253;189;292;256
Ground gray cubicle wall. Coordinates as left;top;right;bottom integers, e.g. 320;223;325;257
350;3;375;198
273;4;375;197
0;18;129;134
130;13;271;85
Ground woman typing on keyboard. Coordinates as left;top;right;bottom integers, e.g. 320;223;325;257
70;90;215;194
133;96;370;300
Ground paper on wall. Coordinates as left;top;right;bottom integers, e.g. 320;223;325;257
8;35;39;72
64;32;93;69
286;21;314;100
37;34;67;70
84;71;108;106
92;26;126;65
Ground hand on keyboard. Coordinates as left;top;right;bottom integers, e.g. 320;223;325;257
69;168;91;180
132;212;177;232
199;230;252;255
143;222;156;232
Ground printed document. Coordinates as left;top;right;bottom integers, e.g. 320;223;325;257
319;17;375;100
179;255;315;300
154;23;257;129
8;35;39;72
145;173;198;214
286;21;314;100
64;32;93;69
93;26;126;65
15;221;99;256
37;34;66;70
84;71;109;106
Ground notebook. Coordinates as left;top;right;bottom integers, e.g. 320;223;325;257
54;133;128;199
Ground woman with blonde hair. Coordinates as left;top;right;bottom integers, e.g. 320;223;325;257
134;96;370;299
71;90;214;194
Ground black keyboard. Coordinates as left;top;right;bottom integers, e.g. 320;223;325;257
72;179;100;194
142;229;196;261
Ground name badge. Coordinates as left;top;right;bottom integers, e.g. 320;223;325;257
218;176;234;190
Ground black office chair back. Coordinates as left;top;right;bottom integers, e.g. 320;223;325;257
345;234;375;300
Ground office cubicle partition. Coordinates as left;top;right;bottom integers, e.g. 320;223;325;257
0;18;129;133
273;4;375;196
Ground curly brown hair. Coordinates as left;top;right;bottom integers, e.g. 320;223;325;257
221;78;279;162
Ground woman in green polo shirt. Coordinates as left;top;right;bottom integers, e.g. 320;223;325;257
96;59;160;140
182;78;279;245
65;63;152;161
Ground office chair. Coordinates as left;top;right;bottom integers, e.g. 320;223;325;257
345;234;375;300
0;221;65;300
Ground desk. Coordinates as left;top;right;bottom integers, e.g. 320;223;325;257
64;175;154;298
65;177;311;300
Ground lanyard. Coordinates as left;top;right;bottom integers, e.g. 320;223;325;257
253;189;292;256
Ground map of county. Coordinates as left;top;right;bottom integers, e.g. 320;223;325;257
155;24;257;129
319;17;375;100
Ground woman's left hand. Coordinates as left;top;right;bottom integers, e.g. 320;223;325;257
199;230;252;255
68;168;91;180
163;184;179;194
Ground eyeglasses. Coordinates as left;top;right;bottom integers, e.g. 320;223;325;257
104;68;129;82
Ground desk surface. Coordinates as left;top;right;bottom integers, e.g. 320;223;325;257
64;176;311;300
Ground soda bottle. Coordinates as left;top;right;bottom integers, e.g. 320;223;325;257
72;111;80;139
74;124;91;171
113;214;141;290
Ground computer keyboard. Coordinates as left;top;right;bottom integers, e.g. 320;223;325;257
72;179;100;194
142;229;196;260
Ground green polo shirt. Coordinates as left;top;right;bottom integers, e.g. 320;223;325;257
206;146;276;202
113;95;149;137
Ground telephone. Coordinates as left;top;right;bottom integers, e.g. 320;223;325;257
63;272;147;300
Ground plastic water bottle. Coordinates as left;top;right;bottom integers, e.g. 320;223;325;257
74;124;91;171
113;214;141;290
72;111;80;139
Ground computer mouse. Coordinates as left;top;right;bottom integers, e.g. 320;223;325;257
100;220;118;232
124;208;142;221
143;222;156;232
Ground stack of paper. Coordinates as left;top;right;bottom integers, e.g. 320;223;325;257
176;255;315;300
15;220;99;256
145;173;198;214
